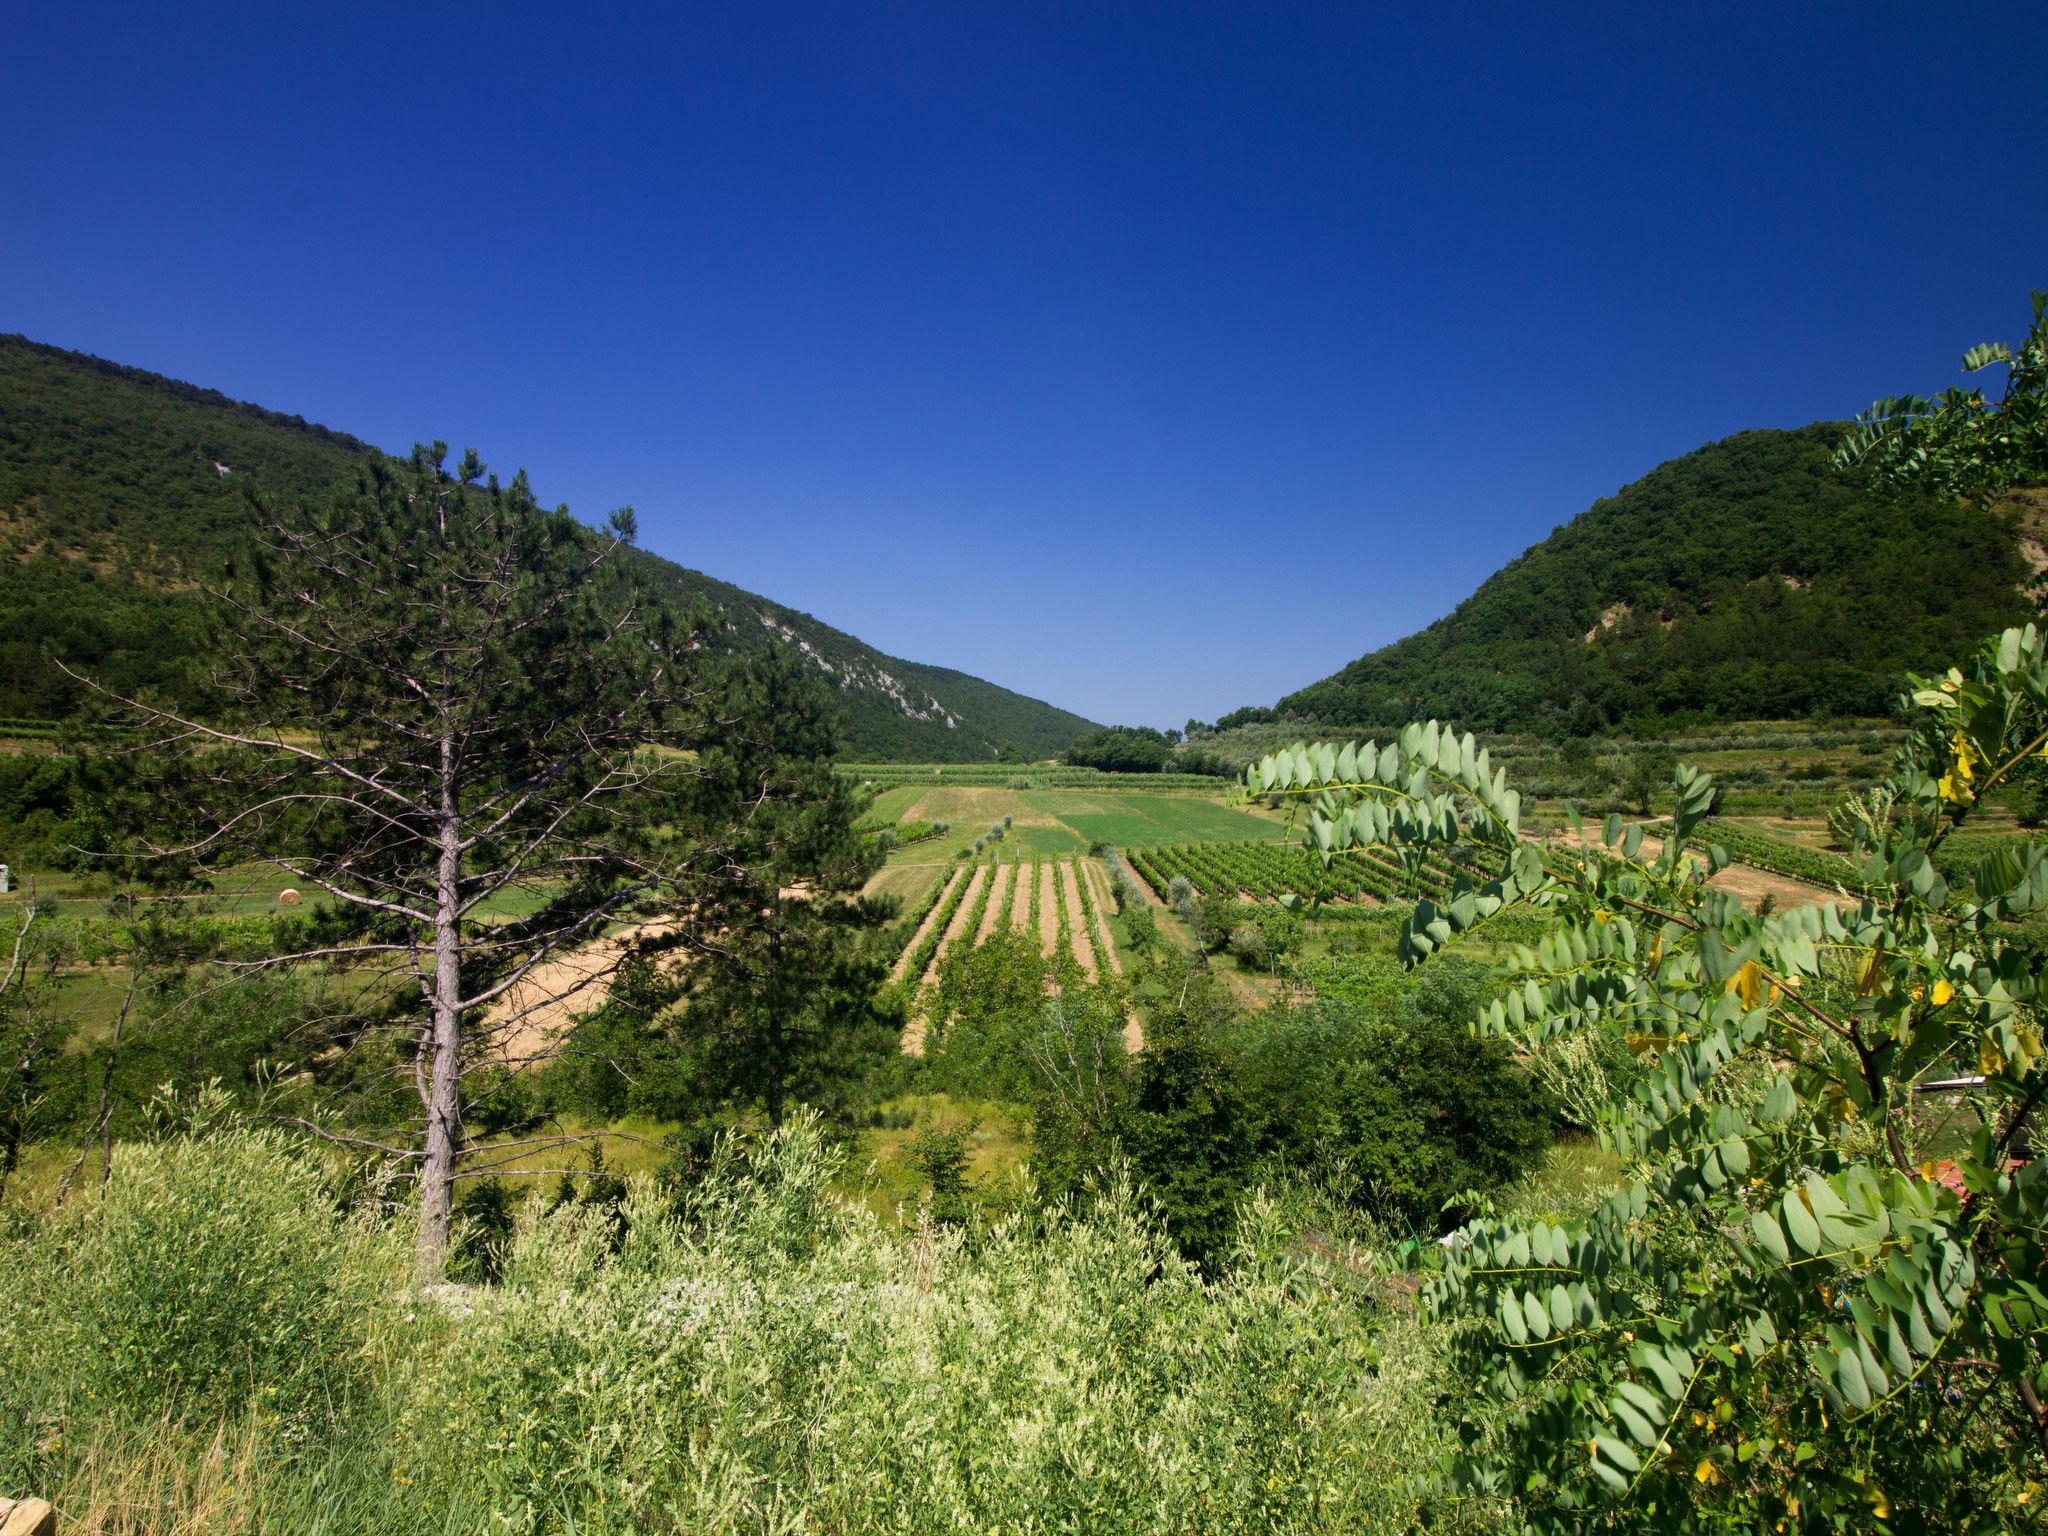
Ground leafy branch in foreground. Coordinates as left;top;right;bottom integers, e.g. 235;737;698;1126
1244;635;2048;1531
1834;289;2048;499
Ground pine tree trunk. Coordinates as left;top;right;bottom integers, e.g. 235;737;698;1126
765;924;784;1129
417;739;465;1283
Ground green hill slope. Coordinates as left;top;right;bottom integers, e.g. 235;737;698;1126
1276;425;2039;734
0;335;1094;760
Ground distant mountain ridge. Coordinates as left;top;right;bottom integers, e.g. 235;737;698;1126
1270;425;2041;735
0;334;1095;760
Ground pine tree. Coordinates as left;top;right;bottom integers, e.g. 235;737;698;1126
71;444;717;1279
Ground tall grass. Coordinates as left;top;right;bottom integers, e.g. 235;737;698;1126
2;1112;1482;1534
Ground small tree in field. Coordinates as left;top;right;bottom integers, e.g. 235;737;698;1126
71;445;717;1280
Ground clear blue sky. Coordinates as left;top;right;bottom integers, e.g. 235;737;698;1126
6;4;2045;728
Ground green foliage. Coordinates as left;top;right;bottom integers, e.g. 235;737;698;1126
2;1112;1474;1533
1117;1019;1263;1268
1277;426;2033;734
1228;962;1556;1232
4;1094;391;1427
657;648;896;1129
1836;289;2048;498
1064;724;1176;773
1246;628;2048;1529
904;1116;977;1223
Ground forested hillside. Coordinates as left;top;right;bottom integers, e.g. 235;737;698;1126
0;335;1093;759
1277;425;2039;733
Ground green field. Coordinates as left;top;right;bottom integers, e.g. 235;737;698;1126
864;783;1285;867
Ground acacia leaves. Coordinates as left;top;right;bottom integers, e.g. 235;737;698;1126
1250;638;2048;1529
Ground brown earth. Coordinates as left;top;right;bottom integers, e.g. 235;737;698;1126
481;920;673;1070
976;862;1011;942
1061;860;1099;981
1010;862;1035;934
929;865;987;973
889;867;964;983
1037;862;1061;957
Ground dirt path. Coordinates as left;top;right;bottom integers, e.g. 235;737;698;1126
1010;861;1035;934
1081;860;1123;976
481;920;672;1070
1037;862;1062;957
929;865;987;972
1541;826;1837;912
1079;860;1146;1052
889;867;964;983
1061;860;1100;981
901;865;987;1057
976;863;1011;943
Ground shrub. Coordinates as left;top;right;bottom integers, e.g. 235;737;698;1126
385;1115;1452;1532
4;1100;393;1431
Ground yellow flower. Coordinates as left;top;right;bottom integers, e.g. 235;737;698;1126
1695;1456;1718;1485
1931;979;1955;1006
1951;732;1979;778
1727;961;1765;1008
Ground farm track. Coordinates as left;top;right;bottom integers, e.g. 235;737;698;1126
900;866;986;1056
1060;860;1099;981
1081;860;1122;975
931;866;987;972
976;863;1011;943
889;867;964;983
1539;827;1838;912
1037;864;1060;957
1010;862;1035;934
1081;858;1146;1052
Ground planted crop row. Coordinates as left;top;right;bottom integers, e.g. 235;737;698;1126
858;817;943;850
1129;840;1468;905
842;764;1229;791
1701;820;1856;889
894;866;975;988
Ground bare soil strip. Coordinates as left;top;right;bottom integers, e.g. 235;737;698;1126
976;862;1011;943
1082;860;1147;1052
1010;861;1035;934
1061;860;1100;981
1037;862;1061;957
900;865;986;1057
889;867;964;983
1081;860;1123;975
930;865;987;973
1540;826;1836;912
482;921;672;1070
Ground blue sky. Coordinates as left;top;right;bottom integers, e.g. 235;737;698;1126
6;3;2045;728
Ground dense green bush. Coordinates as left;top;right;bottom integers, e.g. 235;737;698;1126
1227;961;1555;1231
2;1113;1477;1533
1;1098;393;1438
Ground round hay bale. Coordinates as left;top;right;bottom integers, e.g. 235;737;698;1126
277;888;302;907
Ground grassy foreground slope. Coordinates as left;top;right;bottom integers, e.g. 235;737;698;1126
1278;425;2038;733
0;334;1095;760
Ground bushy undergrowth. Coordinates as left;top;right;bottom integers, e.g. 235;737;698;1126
1;1113;1479;1535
